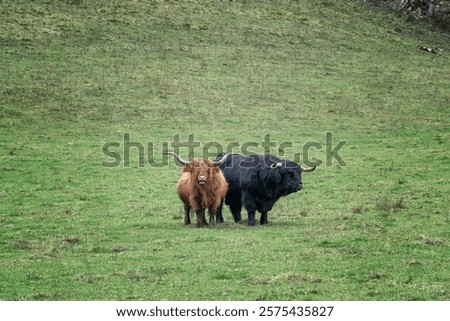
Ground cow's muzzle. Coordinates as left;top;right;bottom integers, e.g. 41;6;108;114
198;176;206;185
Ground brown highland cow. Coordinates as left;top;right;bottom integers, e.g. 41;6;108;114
165;152;229;227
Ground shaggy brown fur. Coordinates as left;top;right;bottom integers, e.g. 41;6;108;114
176;158;228;227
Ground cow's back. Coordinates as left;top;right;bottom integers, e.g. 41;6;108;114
217;154;258;197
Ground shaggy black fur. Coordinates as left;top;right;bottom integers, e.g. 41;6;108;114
215;153;312;226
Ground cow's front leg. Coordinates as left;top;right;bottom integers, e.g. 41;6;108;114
247;210;257;226
196;209;206;227
260;212;268;225
183;202;191;225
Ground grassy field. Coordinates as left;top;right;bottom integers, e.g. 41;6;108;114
1;0;449;300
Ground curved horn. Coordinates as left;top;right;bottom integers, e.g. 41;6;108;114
164;152;190;166
270;162;283;169
300;166;316;173
212;153;230;167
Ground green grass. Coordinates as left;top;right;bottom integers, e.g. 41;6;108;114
1;0;449;300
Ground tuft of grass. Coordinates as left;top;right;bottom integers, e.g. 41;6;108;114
419;235;444;246
393;198;406;211
376;196;407;213
352;204;364;214
376;197;392;212
9;239;34;250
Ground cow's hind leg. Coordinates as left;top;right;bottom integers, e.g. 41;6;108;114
183;202;191;225
260;212;268;225
241;194;256;226
215;202;224;223
208;208;216;225
202;210;208;226
230;202;243;223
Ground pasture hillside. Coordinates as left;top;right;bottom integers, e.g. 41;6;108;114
0;0;449;300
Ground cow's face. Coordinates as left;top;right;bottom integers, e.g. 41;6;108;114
279;160;316;195
167;152;230;186
188;159;218;186
280;164;302;195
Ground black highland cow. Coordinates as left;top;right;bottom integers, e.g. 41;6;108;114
215;153;316;226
